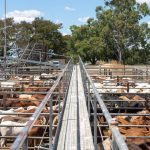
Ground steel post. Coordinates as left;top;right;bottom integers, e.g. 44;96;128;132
112;135;118;150
87;80;90;117
58;82;61;117
49;96;53;149
94;96;97;150
22;138;28;150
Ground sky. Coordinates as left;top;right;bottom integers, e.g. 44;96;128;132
0;0;150;35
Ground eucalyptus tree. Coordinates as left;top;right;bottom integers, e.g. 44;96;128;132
31;18;65;54
69;19;106;64
96;0;150;63
0;18;15;56
0;17;67;56
69;0;150;64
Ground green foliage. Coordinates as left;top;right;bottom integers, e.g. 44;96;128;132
0;17;66;56
67;0;150;65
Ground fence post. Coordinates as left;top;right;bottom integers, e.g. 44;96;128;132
94;96;97;150
58;82;61;117
99;65;101;75
49;96;53;149
87;80;90;117
22;138;28;150
112;135;118;150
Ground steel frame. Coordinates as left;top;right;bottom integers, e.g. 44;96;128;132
79;57;129;150
6;59;73;150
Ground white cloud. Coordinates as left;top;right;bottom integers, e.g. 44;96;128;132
62;32;68;36
55;19;63;24
78;16;90;23
136;0;150;4
4;10;43;23
146;21;150;27
65;6;76;11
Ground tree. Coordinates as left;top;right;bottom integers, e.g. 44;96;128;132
96;0;150;63
68;0;150;64
0;17;67;57
69;21;105;64
0;18;15;56
31;18;65;54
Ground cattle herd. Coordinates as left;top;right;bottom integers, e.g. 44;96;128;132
91;75;150;150
0;71;63;149
0;64;149;150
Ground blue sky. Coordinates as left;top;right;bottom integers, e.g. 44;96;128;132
0;0;150;35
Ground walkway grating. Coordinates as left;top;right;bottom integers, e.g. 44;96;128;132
57;65;94;150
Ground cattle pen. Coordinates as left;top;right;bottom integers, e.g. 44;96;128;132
0;56;149;150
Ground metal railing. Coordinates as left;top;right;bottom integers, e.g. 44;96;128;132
79;56;128;150
10;59;73;150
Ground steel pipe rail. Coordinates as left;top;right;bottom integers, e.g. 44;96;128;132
79;56;129;150
10;59;73;150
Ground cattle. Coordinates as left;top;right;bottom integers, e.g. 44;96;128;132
19;94;32;99
115;109;150;150
0;71;62;148
43;80;54;86
0;115;46;147
40;73;53;79
52;102;63;113
0;81;17;98
0;107;24;118
97;138;112;150
1;81;16;88
1;100;40;108
0;94;42;108
127;139;150;150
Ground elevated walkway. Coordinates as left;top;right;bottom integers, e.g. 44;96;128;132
57;65;94;150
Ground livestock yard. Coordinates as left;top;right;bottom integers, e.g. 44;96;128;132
86;62;150;150
1;0;150;149
0;57;149;150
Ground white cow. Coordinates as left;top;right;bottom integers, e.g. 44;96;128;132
1;81;16;97
0;115;46;147
19;94;32;99
0;121;27;147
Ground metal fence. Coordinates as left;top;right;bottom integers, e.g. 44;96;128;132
87;65;150;81
10;59;73;150
79;57;129;150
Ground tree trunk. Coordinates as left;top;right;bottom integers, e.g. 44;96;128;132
118;50;122;63
90;57;97;65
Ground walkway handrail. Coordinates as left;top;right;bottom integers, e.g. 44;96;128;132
10;59;73;150
79;56;128;150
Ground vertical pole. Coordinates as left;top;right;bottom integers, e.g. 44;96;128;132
21;81;24;91
39;52;42;75
3;93;6;110
62;72;64;100
4;0;7;79
63;71;66;99
146;66;148;81
117;76;119;86
124;64;125;75
58;82;61;119
99;65;101;75
4;0;7;71
33;75;34;86
136;69;138;80
112;135;118;150
127;82;129;93
49;96;53;149
94;96;97;150
66;68;68;87
145;95;148;110
22;138;28;150
87;80;90;117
